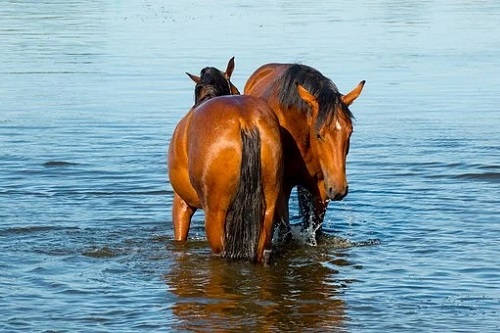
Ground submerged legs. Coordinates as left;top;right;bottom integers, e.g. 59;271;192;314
172;193;196;241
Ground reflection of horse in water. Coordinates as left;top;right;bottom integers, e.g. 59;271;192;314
168;58;284;263
164;243;347;331
245;63;365;243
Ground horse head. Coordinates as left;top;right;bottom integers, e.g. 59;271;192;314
296;80;365;201
186;57;240;105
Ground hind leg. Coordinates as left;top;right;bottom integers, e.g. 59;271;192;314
257;170;285;263
256;207;277;264
204;209;227;255
172;192;196;241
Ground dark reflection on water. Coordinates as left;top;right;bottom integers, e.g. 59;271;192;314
164;240;351;332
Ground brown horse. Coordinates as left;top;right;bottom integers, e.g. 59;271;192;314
168;59;283;263
244;63;365;243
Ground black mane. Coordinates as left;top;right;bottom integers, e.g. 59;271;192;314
194;67;231;105
272;64;353;130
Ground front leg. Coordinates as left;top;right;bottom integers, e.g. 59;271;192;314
270;187;292;245
298;185;328;245
172;192;196;241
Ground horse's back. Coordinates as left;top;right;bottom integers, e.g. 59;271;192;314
244;63;291;97
190;95;280;135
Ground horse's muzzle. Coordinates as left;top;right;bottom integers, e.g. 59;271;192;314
328;185;348;201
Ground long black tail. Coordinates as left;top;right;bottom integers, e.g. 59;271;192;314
224;127;265;262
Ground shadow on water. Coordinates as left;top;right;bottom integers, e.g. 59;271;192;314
162;232;378;332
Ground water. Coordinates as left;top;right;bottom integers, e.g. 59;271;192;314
1;1;499;332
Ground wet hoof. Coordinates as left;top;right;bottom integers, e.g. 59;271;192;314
263;249;272;265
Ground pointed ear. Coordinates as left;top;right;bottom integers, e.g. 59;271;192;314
186;72;201;84
296;83;316;107
224;57;235;79
230;83;241;95
296;83;318;127
341;80;365;106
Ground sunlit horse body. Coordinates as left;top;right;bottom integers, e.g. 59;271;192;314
168;58;283;263
244;63;365;243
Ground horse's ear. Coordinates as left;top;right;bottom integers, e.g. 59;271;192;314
296;83;318;127
230;84;241;95
186;72;200;84
341;80;365;106
296;83;316;106
225;57;235;79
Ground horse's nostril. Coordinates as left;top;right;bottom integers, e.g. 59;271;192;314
328;185;348;201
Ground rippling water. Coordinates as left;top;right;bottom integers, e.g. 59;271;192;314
1;1;499;332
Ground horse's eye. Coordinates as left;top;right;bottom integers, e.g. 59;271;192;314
315;133;323;141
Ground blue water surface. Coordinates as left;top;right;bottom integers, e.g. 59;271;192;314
1;1;499;332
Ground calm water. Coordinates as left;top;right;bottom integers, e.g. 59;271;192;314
1;1;499;332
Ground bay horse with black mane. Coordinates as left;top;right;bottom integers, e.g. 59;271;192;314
244;63;365;243
168;58;283;263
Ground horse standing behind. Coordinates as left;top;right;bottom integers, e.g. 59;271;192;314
244;63;365;243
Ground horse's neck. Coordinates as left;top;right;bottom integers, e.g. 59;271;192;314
277;106;309;146
277;104;323;182
195;85;226;105
196;93;215;105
